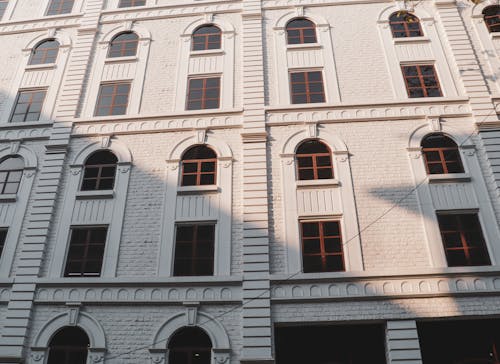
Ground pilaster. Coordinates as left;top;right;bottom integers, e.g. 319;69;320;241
386;320;423;364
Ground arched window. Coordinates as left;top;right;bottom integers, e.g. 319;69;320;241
108;32;139;58
483;6;500;33
181;145;217;186
168;327;212;364
47;326;90;364
81;151;118;191
29;39;60;65
389;12;423;38
295;140;333;180
192;25;221;51
0;157;24;194
286;18;317;44
421;133;464;174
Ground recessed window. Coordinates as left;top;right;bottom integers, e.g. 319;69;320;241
290;71;325;104
286;18;317;45
181;145;217;186
29;39;60;65
0;1;8;20
301;220;344;273
46;0;74;15
389;12;423;38
94;83;130;116
0;157;24;194
192;25;222;51
296;140;333;180
169;327;212;364
0;229;7;259
421;133;464;174
108;32;139;58
81;151;118;191
483;6;500;33
401;65;442;98
186;77;220;110
437;213;490;267
64;227;108;277
47;327;90;364
10;90;46;123
118;0;146;7
173;224;215;276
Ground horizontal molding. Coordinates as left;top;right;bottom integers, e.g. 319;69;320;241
0;15;81;35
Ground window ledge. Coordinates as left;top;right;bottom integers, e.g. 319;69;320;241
491;32;500;39
296;179;339;188
428;173;471;183
105;56;138;64
190;49;224;56
75;190;114;199
286;43;322;50
393;36;430;44
25;63;56;71
0;194;17;202
177;185;219;194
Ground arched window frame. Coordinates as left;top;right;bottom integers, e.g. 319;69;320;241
180;145;218;186
28;39;60;65
420;133;465;175
388;11;424;38
80;150;118;191
107;31;139;58
285;18;318;45
482;5;500;33
46;326;90;364
191;24;222;51
295;139;334;180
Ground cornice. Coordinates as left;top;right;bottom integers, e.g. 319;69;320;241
0;14;82;35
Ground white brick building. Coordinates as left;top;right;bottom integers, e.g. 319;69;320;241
1;0;500;363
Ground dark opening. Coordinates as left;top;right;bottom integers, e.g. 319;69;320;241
168;327;212;364
47;326;90;364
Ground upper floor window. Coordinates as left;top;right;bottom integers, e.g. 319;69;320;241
94;83;131;116
401;64;442;98
483;6;500;33
0;1;8;20
389;11;423;38
173;224;215;276
46;0;74;16
0;157;24;194
108;32;139;58
0;229;7;259
421;133;464;174
81;151;118;191
10;90;46;123
290;71;325;104
181;145;217;186
296;140;333;180
286;18;317;45
192;25;222;51
29;39;60;65
301;220;345;273
437;213;490;267
64;226;108;277
119;0;146;7
47;326;90;364
186;77;220;110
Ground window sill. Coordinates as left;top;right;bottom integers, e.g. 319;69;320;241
0;194;17;202
286;43;322;50
490;32;500;40
190;49;224;56
177;185;219;194
428;173;471;183
75;190;114;199
25;63;56;71
296;179;339;188
105;56;138;64
393;36;430;44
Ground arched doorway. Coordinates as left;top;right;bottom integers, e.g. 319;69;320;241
168;327;212;364
47;326;90;364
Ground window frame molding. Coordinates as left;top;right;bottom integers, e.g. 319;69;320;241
107;0;154;9
42;0;84;17
49;139;132;278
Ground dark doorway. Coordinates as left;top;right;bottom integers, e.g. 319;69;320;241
275;323;387;364
418;319;500;364
168;327;212;364
47;326;90;364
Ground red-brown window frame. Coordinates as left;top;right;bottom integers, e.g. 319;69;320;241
289;71;326;104
186;77;221;110
286;18;317;45
295;141;334;180
94;83;131;116
389;12;423;38
401;64;442;98
483;6;500;33
181;146;217;186
191;25;222;51
107;32;139;58
46;0;74;15
118;0;146;7
64;226;108;277
300;220;345;273
173;224;215;276
81;152;117;191
422;144;464;175
29;39;60;65
10;89;47;123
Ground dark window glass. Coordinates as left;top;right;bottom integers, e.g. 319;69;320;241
0;2;7;20
437;213;490;267
10;90;46;123
402;65;442;98
186;77;220;110
168;327;212;364
94;83;130;116
174;224;215;276
389;12;423;38
47;327;90;364
81;151;118;191
421;133;464;174
290;71;325;104
301;221;344;273
296;140;333;180
29;40;60;65
0;157;23;194
286;18;317;44
118;0;146;7
46;0;74;15
192;25;222;51
0;229;7;259
483;6;500;33
181;145;217;186
64;227;108;277
108;32;139;58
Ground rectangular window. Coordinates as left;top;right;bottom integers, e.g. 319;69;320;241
0;1;8;20
173;224;215;276
94;83;131;116
301;220;344;273
10;90;46;123
118;0;146;7
64;227;108;277
402;65;442;98
290;71;326;104
186;77;220;110
46;0;74;15
437;213;490;267
0;229;7;258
